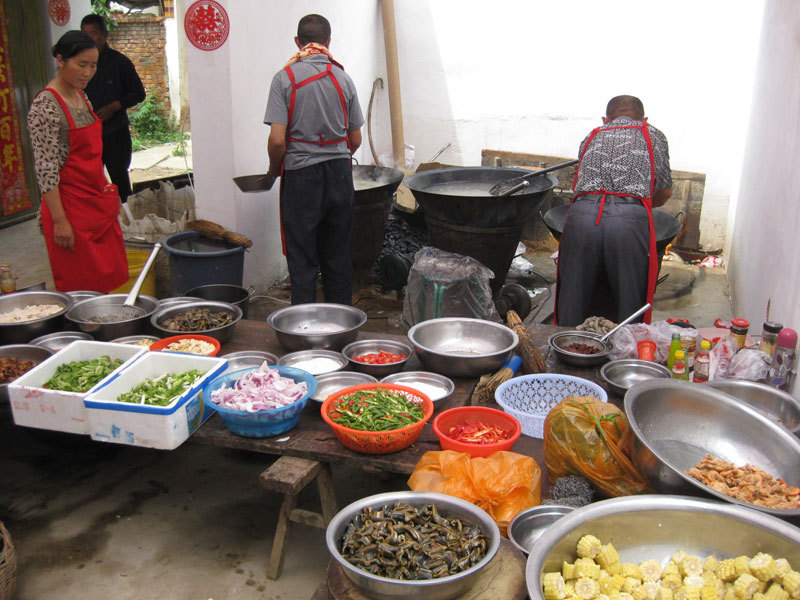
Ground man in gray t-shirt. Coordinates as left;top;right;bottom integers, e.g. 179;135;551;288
264;14;364;305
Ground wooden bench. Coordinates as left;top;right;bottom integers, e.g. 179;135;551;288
259;456;337;580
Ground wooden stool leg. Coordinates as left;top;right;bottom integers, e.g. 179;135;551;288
316;462;337;524
268;491;297;580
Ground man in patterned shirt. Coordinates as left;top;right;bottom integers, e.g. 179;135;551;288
555;95;672;326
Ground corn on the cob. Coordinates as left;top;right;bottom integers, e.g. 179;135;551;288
544;572;568;600
763;584;789;600
578;535;604;559
735;557;752;578
622;578;643;594
782;571;800;599
633;587;650;600
662;574;683;591
704;557;720;575
682;585;702;600
701;585;720;600
773;560;791;585
640;560;663;582
622;563;643;580
719;560;739;583
682;557;704;577
660;587;675;600
598;545;621;570
576;577;601;599
734;574;760;600
563;562;577;580
750;554;778;582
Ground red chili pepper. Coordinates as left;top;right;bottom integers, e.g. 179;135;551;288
352;351;408;364
447;421;513;445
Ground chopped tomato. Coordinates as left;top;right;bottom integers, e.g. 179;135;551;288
352;350;408;364
447;421;513;445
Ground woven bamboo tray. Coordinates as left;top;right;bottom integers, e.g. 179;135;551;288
0;521;16;600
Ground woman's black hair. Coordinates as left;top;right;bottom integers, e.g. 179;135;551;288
51;30;96;60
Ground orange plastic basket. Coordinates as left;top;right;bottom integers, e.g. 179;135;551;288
432;405;521;458
149;334;221;356
321;383;434;454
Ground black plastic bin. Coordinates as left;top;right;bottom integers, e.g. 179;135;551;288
163;231;245;296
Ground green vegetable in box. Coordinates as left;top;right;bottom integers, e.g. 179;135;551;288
329;387;425;431
116;369;204;406
43;355;123;393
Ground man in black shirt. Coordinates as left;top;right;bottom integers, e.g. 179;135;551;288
81;14;145;203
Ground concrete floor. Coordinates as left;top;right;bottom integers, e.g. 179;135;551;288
0;175;733;599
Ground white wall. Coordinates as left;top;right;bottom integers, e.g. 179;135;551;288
728;0;800;357
164;15;182;123
45;0;92;57
186;0;764;290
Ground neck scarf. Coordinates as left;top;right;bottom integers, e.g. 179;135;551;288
285;42;344;70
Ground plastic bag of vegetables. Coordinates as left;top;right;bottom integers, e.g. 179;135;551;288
543;396;649;497
408;450;541;535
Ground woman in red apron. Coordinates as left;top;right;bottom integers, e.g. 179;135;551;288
27;30;127;293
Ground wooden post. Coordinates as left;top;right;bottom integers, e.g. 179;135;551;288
380;0;405;170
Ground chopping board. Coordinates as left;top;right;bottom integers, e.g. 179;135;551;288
326;538;527;600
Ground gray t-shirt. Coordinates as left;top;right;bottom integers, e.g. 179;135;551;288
264;55;364;170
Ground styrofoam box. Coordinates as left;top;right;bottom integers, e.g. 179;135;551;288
8;340;146;435
84;351;227;450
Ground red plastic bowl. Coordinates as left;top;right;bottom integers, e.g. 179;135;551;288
149;334;221;356
433;406;521;458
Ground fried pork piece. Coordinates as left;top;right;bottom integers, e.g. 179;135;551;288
686;455;800;510
0;356;35;383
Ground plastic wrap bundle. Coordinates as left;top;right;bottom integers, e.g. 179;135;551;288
402;247;501;326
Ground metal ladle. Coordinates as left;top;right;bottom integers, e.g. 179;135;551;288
105;243;161;321
600;303;652;343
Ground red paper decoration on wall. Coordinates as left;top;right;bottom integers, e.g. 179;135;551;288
184;0;230;51
48;0;70;26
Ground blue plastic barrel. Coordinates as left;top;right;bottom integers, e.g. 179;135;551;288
162;231;245;296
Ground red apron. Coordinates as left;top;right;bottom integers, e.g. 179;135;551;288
39;88;128;293
555;121;658;324
278;61;351;255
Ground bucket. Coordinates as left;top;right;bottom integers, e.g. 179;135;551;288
162;231;245;296
110;249;157;297
185;284;254;319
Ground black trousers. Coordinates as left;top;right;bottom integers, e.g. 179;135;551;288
102;127;133;203
281;158;354;305
555;195;651;326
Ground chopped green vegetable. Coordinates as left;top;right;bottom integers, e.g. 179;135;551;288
43;355;123;393
329;388;425;431
116;369;204;406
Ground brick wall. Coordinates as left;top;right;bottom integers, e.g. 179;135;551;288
108;13;170;118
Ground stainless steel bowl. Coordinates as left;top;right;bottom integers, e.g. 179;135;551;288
0;344;54;403
221;350;279;373
600;358;671;396
29;330;94;352
707;379;800;434
326;491;501;600
110;334;160;347
407;318;518;378
548;330;610;367
526;495;800;600
151;300;242;343
381;371;455;402
0;291;73;344
267;303;367;351
66;290;102;303
341;339;412;377
66;294;158;342
156;296;198;309
508;505;574;555
312;371;378;402
625;379;800;517
277;349;347;375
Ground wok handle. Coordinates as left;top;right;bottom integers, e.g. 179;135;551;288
674;210;686;225
521;159;579;182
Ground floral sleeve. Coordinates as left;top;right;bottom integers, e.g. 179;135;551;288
26;93;65;194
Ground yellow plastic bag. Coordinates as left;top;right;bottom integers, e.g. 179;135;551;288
543;396;649;497
408;450;541;535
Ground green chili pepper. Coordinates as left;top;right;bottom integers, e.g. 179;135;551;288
43;356;124;393
330;388;425;431
116;369;204;406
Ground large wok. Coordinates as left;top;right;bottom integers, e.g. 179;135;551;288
541;204;685;253
352;165;404;274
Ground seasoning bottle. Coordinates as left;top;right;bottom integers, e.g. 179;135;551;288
666;332;682;371
768;328;797;392
671;350;689;380
680;332;697;368
693;340;711;383
759;321;783;357
0;264;15;294
730;318;750;349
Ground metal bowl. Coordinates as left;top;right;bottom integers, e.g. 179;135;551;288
29;331;94;352
407;318;518;378
311;371;378;402
66;290;102;303
341;339;412;377
600;358;672;397
66;294;159;342
508;505;574;555
625;379;800;518
278;349;347;376
221;350;279;373
110;334;161;347
525;495;800;600
548;330;610;367
326;491;501;600
151;300;242;343
156;296;197;309
380;371;455;403
267;303;367;351
0;291;73;344
707;379;800;434
0;344;54;403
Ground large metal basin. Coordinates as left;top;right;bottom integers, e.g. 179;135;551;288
0;344;54;403
625;379;800;518
707;379;800;434
0;291;73;344
66;294;159;341
526;495;800;600
267;303;367;351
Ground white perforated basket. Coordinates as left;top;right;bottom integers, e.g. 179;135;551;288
494;374;608;438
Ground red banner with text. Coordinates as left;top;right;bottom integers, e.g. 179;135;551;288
0;2;31;216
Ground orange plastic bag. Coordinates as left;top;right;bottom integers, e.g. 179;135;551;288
408;450;541;535
543;396;649;497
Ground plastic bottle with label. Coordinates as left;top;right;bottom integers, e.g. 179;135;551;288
730;318;750;349
759;321;783;357
693;340;711;383
0;264;15;294
666;332;682;372
671;349;689;380
767;328;797;392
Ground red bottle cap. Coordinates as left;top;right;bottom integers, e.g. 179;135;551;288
731;318;750;328
776;328;797;349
